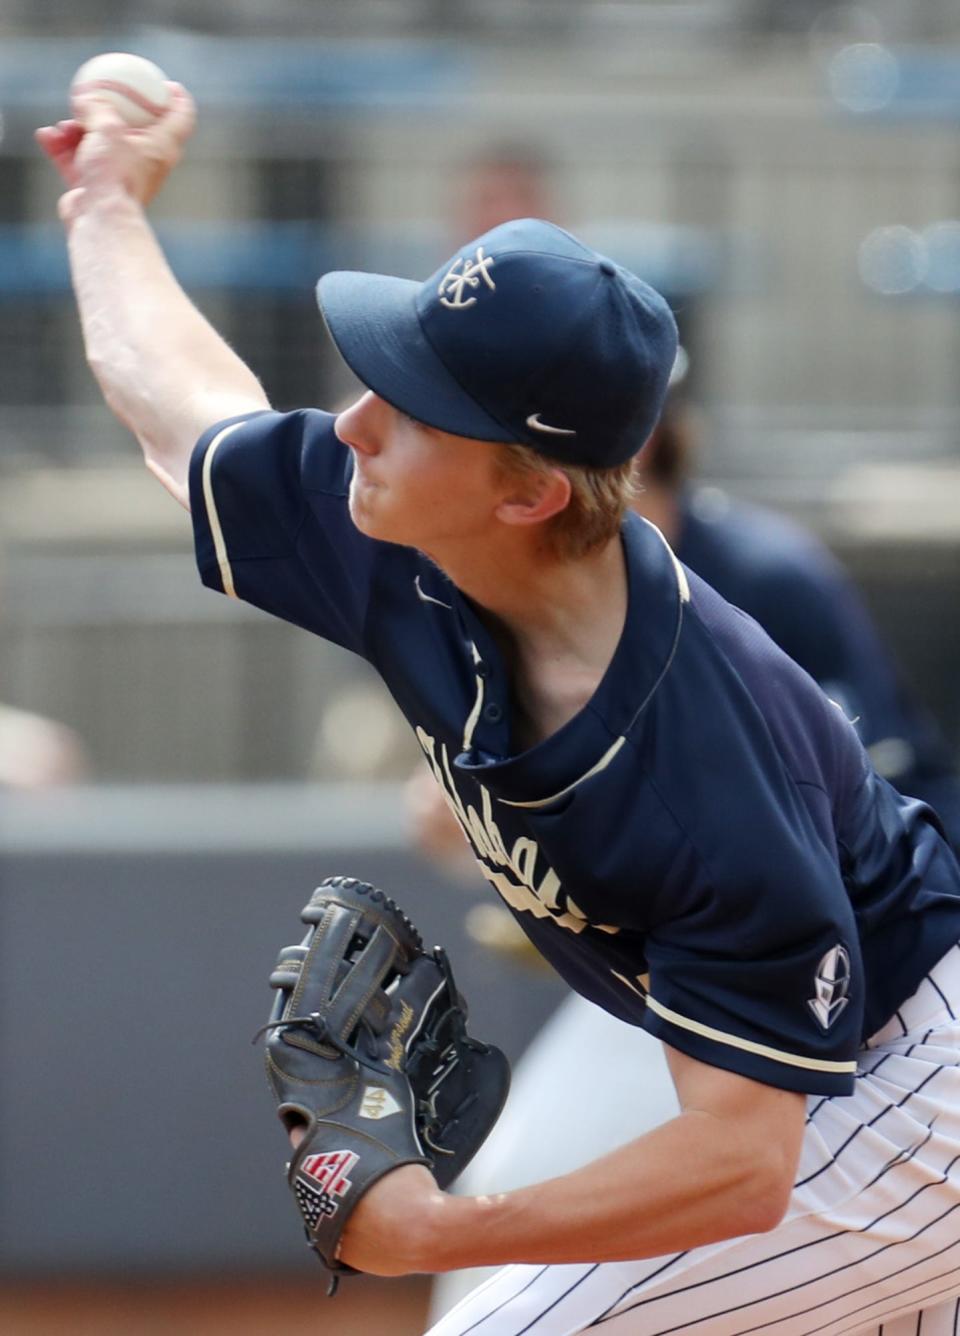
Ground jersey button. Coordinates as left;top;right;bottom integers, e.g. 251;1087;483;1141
482;702;503;723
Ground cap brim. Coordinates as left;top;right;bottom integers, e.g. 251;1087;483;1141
316;270;516;443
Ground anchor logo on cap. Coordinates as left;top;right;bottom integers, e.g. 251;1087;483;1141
438;247;496;310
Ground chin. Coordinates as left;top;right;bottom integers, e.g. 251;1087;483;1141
348;477;376;530
348;498;376;538
348;490;397;544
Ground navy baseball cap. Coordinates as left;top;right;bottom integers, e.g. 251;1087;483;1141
316;218;678;468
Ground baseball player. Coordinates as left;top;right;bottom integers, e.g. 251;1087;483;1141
40;95;960;1334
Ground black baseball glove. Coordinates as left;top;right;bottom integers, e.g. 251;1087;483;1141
259;875;510;1287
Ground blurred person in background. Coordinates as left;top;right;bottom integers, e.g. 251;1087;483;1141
655;398;960;843
0;700;88;788
449;142;555;242
0;562;89;787
629;357;960;847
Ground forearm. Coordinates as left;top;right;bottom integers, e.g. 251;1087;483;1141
426;1107;793;1271
68;188;269;505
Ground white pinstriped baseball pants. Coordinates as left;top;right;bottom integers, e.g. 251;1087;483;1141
425;944;960;1336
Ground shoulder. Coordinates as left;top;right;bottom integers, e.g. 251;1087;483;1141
657;568;866;830
196;406;351;496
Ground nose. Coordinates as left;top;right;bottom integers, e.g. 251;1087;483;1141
334;390;381;456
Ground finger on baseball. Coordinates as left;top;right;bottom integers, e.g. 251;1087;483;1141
47;120;86;149
73;95;128;135
34;125;58;156
161;83;197;146
35;123;80;156
34;125;82;186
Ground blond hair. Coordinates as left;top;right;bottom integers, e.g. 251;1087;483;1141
492;443;638;560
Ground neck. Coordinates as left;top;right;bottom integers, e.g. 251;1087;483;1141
434;529;628;671
425;526;630;751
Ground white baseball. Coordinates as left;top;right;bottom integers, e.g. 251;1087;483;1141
70;52;171;128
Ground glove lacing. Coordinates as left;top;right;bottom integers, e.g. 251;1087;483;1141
253;1010;395;1076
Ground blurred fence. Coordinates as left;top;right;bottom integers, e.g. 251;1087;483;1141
0;26;956;771
3;31;960;441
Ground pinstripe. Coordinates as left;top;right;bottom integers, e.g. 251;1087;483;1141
430;954;960;1336
901;1031;934;1060
591;1151;960;1331
795;1062;945;1188
447;1267;549;1335
452;1267;554;1335
859;1052;895;1077
928;976;956;1020
585;1251;694;1326
597;1258;960;1336
588;1129;947;1327
686;1217;960;1336
757;1211;960;1332
478;1259;691;1336
871;1123;937;1180
812;1264;960;1335
803;1048;919;1174
602;1199;960;1333
512;1267;602;1336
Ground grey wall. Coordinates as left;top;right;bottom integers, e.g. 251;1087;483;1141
0;786;566;1275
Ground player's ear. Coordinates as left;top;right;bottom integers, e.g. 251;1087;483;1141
495;466;571;528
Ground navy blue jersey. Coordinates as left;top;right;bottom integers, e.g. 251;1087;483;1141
190;409;960;1096
677;488;960;850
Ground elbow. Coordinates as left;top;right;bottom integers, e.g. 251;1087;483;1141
723;1187;788;1241
748;1186;791;1236
739;1154;795;1236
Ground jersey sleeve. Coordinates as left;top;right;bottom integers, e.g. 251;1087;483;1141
642;890;863;1099
632;623;867;1097
189;408;377;655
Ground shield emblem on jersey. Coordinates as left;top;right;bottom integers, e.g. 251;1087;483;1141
808;945;852;1030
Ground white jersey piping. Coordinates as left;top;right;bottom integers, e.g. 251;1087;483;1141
200;421;248;600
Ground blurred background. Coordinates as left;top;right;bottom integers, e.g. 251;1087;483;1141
1;1;960;1332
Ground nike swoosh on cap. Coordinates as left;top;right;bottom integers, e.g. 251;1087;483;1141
525;413;577;437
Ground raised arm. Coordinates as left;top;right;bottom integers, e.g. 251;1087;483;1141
36;89;270;509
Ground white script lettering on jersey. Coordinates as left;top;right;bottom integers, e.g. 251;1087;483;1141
437;247;496;310
416;726;618;935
